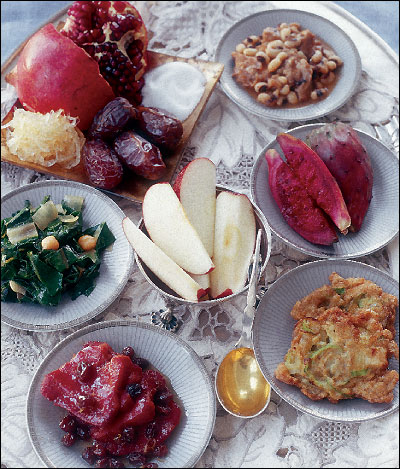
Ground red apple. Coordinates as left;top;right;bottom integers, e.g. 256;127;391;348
142;183;214;275
122;217;206;302
173;158;216;257
10;24;115;130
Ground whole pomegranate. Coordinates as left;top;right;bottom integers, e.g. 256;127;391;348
62;1;148;106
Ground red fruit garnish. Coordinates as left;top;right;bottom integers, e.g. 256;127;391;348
62;1;148;105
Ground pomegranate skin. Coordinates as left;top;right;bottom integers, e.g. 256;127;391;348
14;24;115;130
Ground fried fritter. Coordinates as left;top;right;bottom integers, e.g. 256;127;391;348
291;272;398;335
275;307;399;403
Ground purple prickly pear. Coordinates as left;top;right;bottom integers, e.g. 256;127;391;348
277;133;351;234
265;149;338;245
307;122;373;232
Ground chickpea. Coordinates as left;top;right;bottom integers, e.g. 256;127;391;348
78;235;97;251
41;235;59;250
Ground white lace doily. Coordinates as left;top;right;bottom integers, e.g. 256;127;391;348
1;2;399;468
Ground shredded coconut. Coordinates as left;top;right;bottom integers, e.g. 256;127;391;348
141;62;206;121
3;109;85;169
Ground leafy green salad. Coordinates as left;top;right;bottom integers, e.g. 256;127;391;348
1;195;115;306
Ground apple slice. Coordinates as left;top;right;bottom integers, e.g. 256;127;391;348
142;183;214;275
122;217;207;302
173;158;216;257
190;273;211;297
210;191;256;299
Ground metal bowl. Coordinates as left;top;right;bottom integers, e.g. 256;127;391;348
134;185;272;306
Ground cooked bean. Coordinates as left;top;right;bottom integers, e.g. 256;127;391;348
280;27;291;41
280;84;290;95
236;43;246;53
327;60;337;70
311;50;323;63
266;40;284;58
284;38;301;48
287;91;299;104
254;82;269;93
255;51;269;63
268;52;287;72
257;93;271;104
278;76;288;85
243;47;257;56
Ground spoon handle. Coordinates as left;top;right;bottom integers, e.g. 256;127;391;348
236;229;262;349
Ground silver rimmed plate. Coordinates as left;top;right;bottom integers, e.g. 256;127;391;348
250;124;399;258
27;320;216;468
253;259;399;422
1;180;133;331
215;9;361;121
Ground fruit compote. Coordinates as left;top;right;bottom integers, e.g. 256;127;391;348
41;341;181;468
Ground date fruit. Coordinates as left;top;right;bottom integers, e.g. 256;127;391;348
113;131;166;180
89;97;137;140
82;139;124;189
136;106;183;153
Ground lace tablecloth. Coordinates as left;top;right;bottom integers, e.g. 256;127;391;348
1;2;399;468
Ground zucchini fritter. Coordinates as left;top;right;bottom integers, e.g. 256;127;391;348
275;307;399;403
291;272;398;335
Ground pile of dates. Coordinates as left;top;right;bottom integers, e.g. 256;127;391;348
83;98;183;189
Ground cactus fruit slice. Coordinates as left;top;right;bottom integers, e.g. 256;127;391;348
277;133;351;234
307;123;373;232
265;149;338;245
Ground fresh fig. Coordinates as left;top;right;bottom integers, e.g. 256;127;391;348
265;149;338;245
276;133;351;234
10;24;115;130
307;122;373;232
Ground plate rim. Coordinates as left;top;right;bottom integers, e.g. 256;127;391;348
1;179;134;332
250;123;400;259
215;8;362;122
252;258;399;423
26;319;217;468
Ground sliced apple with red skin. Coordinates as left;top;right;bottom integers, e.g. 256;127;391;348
210;191;256;299
143;183;214;275
122;217;206;302
10;24;115;130
173;158;216;257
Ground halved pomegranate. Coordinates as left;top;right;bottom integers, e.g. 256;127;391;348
62;1;148;106
9;24;115;130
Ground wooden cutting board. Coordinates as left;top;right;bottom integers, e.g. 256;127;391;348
1;14;224;203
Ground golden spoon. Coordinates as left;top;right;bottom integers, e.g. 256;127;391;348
215;230;270;418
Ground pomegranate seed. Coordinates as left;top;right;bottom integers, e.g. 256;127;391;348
61;433;77;447
122;426;136;442
128;452;146;465
121;346;135;358
82;446;97;464
76;425;91;440
59;415;77;433
93;443;108;458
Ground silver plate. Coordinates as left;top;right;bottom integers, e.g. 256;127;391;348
27;320;216;468
250;124;399;258
215;9;361;121
1;180;134;331
252;259;399;422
